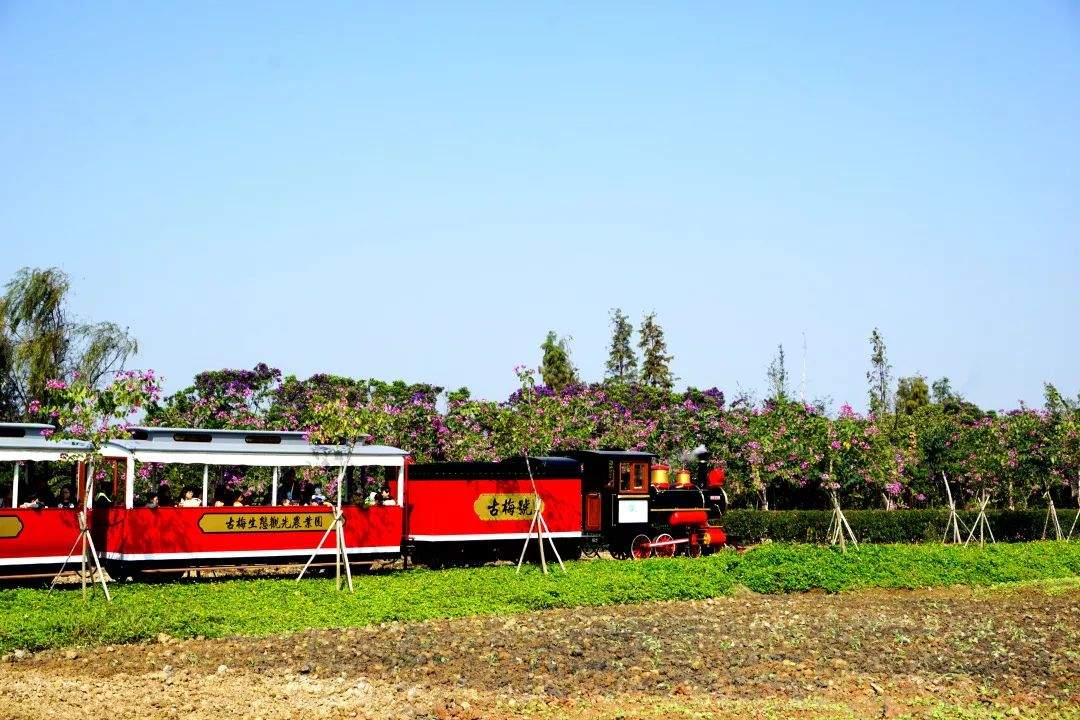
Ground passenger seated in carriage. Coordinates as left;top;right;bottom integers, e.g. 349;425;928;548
18;492;44;509
177;486;201;508
378;487;396;506
55;486;76;508
145;492;160;508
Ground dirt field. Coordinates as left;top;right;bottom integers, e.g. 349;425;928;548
1;583;1077;720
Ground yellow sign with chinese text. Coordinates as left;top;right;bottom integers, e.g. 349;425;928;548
473;494;542;521
0;516;24;539
197;512;330;533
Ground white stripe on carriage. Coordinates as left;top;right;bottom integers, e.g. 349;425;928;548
0;555;83;566
102;546;400;561
408;531;582;542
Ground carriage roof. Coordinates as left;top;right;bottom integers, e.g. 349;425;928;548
0;423;92;461
101;426;407;468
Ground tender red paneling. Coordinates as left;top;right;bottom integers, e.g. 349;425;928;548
407;477;582;539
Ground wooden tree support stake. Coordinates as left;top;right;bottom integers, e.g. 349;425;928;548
825;490;858;553
515;456;566;575
297;461;354;591
1042;493;1064;541
942;472;970;544
50;463;111;601
964;493;995;546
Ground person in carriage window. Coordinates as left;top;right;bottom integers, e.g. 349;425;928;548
378;487;396;506
178;487;201;508
19;493;44;509
145;492;160;509
55;487;76;509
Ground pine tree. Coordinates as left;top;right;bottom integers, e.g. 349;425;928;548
604;308;637;382
638;312;674;390
539;331;578;392
866;327;892;416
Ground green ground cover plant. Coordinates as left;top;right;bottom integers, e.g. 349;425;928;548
1;542;1078;653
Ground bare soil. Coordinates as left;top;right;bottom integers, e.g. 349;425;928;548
1;583;1077;719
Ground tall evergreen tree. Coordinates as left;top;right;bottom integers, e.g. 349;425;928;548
766;343;788;402
604;308;637;382
539;331;578;392
638;312;674;390
866;327;892;416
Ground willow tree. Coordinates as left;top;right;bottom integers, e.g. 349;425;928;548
0;267;138;419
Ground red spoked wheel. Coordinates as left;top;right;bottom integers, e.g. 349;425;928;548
653;533;676;558
686;538;702;558
630;534;652;560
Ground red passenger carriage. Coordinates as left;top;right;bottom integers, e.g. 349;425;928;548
0;423;91;578
96;427;408;575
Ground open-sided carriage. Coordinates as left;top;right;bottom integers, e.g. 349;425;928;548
94;427;408;576
0;423;91;578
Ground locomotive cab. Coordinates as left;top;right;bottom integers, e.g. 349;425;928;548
560;448;726;559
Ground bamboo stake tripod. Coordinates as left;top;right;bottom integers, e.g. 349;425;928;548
50;462;111;601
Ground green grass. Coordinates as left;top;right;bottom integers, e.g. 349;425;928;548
1;541;1079;654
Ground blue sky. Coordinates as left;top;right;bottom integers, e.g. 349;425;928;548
2;2;1078;411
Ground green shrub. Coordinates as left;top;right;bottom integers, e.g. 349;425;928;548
722;508;1079;544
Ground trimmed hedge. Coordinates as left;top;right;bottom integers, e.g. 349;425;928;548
722;508;1079;544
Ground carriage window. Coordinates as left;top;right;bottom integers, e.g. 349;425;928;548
0;466;11;508
618;462;649;494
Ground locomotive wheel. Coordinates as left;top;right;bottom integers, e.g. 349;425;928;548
653;533;676;558
630;534;652;560
686;540;702;558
